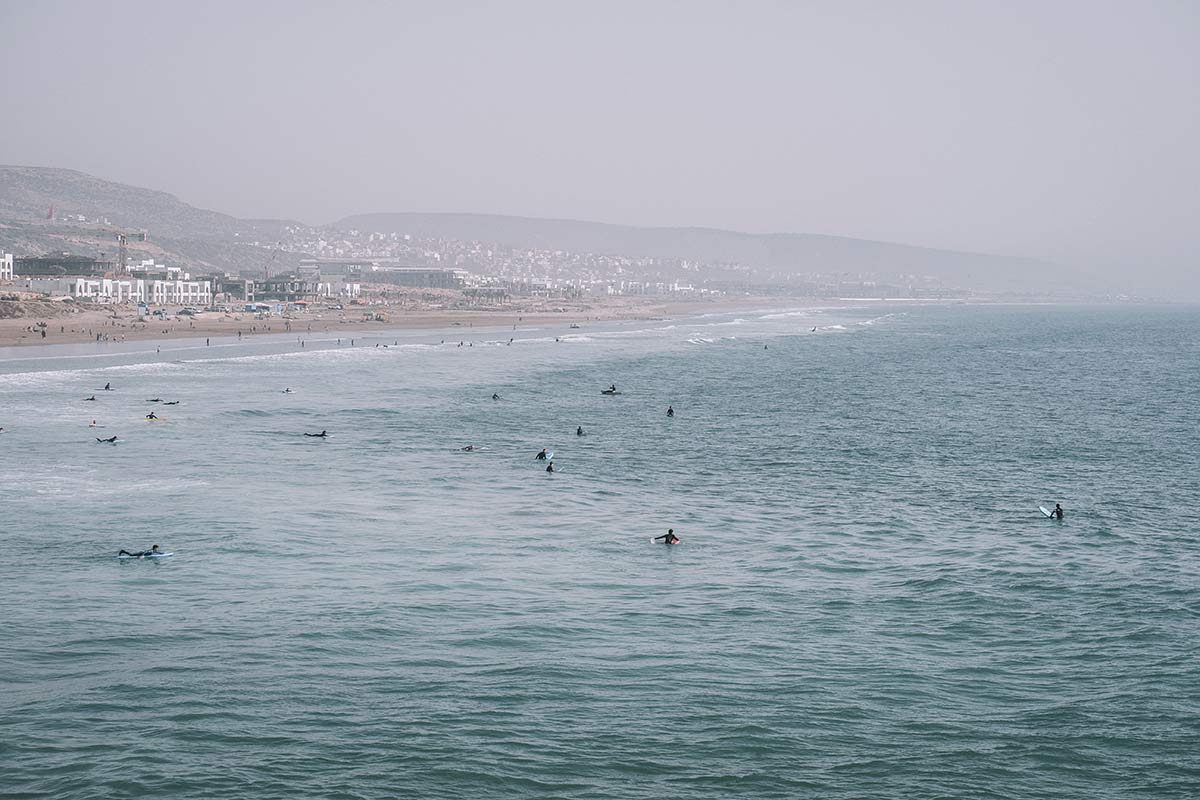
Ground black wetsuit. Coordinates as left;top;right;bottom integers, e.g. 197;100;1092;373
654;533;679;545
119;549;158;557
535;450;547;460
1052;505;1064;520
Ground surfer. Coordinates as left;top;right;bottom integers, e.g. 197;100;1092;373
163;401;179;405
304;430;328;438
147;398;162;403
653;529;680;545
1052;503;1064;520
535;448;548;460
667;405;674;417
84;395;97;401
492;393;500;401
104;382;112;390
461;444;478;452
576;426;584;436
145;412;159;420
96;435;118;443
282;388;293;394
118;545;161;558
546;461;555;473
608;384;617;393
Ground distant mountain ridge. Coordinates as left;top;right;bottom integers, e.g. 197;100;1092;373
337;212;1067;291
0;165;1074;292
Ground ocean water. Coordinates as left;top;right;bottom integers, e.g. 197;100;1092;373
1;303;1197;799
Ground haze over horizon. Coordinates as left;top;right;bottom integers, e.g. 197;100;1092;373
1;1;1197;295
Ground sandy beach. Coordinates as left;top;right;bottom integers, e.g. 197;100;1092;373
0;294;788;348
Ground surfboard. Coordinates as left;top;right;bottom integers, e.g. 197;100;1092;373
145;417;167;422
1039;506;1053;518
116;552;173;559
600;391;622;395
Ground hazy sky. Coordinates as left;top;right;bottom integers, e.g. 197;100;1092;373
1;1;1197;290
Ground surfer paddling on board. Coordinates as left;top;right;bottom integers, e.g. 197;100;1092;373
304;430;328;438
1051;503;1064;520
96;435;118;443
119;545;161;558
653;529;680;545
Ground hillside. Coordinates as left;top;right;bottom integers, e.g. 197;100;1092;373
338;212;1068;292
0;166;299;275
0;166;1081;293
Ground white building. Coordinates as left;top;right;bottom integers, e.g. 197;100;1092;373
317;279;362;299
18;276;212;305
0;253;12;282
147;279;212;306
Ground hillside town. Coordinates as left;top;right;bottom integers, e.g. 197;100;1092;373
1;214;971;320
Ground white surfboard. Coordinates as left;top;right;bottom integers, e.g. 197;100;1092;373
116;552;173;559
1039;506;1052;518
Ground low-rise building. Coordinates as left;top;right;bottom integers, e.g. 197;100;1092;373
14;254;114;277
0;253;12;282
16;275;212;305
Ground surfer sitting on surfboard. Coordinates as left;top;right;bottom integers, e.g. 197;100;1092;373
653;529;680;545
119;545;161;558
145;412;159;420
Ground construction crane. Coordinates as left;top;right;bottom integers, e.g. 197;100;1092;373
95;227;148;275
115;229;148;275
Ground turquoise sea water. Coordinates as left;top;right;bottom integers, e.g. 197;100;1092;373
1;304;1197;799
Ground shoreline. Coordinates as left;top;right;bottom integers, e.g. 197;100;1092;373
0;295;799;349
